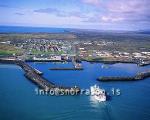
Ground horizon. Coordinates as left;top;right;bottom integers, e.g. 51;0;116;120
0;25;148;32
0;0;150;31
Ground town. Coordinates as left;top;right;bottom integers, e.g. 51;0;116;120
0;32;150;66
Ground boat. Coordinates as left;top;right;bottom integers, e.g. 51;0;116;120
90;85;106;102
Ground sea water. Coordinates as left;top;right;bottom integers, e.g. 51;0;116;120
0;62;150;120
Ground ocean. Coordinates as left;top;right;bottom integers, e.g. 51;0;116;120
0;26;68;33
0;62;150;120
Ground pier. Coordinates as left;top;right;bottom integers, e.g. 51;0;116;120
97;70;150;81
0;59;80;94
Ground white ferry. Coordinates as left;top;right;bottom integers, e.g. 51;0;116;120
90;85;106;102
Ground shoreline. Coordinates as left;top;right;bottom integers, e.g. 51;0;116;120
24;59;150;66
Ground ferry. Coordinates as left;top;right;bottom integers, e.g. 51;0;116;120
90;85;106;102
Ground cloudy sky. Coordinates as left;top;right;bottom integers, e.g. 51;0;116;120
0;0;150;30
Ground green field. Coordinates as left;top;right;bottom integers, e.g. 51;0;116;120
0;44;22;55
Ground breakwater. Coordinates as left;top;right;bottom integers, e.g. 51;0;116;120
0;59;80;94
97;70;150;81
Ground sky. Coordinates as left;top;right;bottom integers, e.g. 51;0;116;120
0;0;150;30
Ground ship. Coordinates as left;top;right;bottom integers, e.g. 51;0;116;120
90;85;106;102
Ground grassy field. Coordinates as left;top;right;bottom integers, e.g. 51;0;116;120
0;44;22;55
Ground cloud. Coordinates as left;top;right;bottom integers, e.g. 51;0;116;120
34;8;87;18
34;8;60;15
15;12;24;16
83;15;124;23
83;0;150;25
1;0;149;30
105;0;150;23
82;0;100;6
107;0;150;13
101;16;124;22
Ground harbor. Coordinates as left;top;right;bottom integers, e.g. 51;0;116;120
0;1;150;119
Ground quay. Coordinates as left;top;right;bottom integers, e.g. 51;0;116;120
97;70;150;81
0;59;80;94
